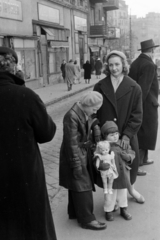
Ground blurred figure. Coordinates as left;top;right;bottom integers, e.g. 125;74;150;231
74;60;81;84
0;47;57;240
83;60;92;84
95;58;103;79
15;66;24;80
90;56;95;74
60;59;66;82
65;59;76;91
129;39;159;176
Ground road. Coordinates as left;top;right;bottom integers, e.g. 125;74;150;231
40;91;160;240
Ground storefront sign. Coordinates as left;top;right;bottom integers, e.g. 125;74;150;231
74;16;87;32
38;4;60;24
0;0;22;21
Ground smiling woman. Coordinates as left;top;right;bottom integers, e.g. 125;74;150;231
94;50;145;207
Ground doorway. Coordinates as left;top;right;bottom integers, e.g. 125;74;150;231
79;35;84;68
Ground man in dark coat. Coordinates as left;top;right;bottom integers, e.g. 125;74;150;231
83;60;92;84
95;58;102;79
129;39;159;176
0;47;57;240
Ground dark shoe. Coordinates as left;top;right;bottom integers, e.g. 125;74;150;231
105;212;114;221
143;159;154;165
135;195;145;204
137;168;147;176
81;220;107;230
120;208;132;220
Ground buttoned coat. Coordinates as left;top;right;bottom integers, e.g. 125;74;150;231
59;103;96;192
95;141;135;189
129;53;159;150
0;72;57;240
94;76;143;184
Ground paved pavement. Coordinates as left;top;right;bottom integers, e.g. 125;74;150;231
34;74;105;106
33;75;160;239
34;74;105;211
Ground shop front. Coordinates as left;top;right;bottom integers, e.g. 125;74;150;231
73;14;88;68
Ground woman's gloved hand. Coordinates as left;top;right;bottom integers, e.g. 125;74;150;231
121;135;130;150
72;166;82;179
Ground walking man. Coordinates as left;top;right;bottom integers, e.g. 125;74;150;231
65;59;76;91
129;39;159;176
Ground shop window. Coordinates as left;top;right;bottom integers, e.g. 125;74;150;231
14;38;37;81
16;49;36;80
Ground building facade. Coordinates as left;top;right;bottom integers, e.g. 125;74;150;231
0;0;88;89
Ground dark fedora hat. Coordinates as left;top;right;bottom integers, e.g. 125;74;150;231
138;39;159;51
0;47;18;63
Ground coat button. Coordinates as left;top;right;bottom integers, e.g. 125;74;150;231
114;118;117;121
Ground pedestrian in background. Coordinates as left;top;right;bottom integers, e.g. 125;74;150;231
0;47;57;240
90;56;95;74
65;59;76;91
83;60;92;84
74;60;81;84
94;50;144;204
59;91;107;231
95;57;102;79
129;39;159;176
60;59;66;82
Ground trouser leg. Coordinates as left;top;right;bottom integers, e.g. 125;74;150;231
117;189;128;208
139;149;148;165
68;190;96;224
104;189;117;212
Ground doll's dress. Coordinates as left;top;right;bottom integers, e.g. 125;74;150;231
95;153;118;179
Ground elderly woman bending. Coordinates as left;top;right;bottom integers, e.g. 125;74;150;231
59;91;107;230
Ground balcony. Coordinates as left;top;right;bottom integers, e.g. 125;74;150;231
90;25;106;36
90;0;108;5
90;25;120;39
103;0;119;11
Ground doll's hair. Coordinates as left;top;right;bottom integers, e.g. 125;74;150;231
94;141;110;155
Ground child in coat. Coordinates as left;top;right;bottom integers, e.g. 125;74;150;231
94;141;118;194
99;121;135;221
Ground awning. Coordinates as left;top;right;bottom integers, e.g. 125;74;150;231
41;27;54;36
50;41;69;48
90;46;99;52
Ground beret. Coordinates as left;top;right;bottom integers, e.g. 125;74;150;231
106;50;127;63
0;47;18;63
81;91;103;107
101;121;119;136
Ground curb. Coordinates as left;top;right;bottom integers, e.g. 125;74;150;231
45;83;95;107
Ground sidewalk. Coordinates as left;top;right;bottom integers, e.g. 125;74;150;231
34;74;105;106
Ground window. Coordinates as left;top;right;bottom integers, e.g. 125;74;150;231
16;50;36;80
14;39;37;81
90;8;95;26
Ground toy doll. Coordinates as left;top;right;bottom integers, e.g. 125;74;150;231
94;141;118;194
